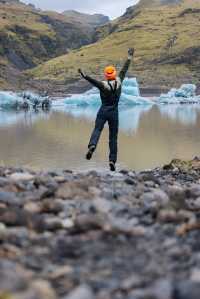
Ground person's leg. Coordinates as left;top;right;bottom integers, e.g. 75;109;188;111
86;111;106;160
108;110;119;170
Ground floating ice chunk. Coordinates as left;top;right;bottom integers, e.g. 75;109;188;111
1;80;200;112
0;90;51;110
122;78;140;97
175;84;196;98
0;91;23;110
122;94;153;106
122;86;140;97
61;78;152;107
158;84;200;104
63;93;101;107
123;78;139;87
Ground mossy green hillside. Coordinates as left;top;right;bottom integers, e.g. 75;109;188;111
30;0;200;88
0;1;93;88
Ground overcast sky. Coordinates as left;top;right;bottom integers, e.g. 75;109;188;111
22;0;140;19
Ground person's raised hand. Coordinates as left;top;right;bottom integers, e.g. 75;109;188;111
78;68;86;78
128;48;135;57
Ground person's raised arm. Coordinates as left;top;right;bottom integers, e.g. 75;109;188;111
119;48;134;82
78;69;104;90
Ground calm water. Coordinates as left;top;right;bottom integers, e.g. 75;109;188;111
1;104;200;171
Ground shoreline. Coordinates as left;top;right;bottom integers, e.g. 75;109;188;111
1;157;200;298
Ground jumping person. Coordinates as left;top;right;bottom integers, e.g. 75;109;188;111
78;48;134;171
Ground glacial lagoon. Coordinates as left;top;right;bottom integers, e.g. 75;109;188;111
0;78;200;171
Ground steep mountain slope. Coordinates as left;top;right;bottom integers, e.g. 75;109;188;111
30;0;200;92
62;10;109;31
0;0;95;89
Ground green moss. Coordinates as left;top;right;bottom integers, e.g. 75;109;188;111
0;1;93;88
163;158;198;172
29;0;200;87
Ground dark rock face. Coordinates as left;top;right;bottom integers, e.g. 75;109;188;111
1;159;200;298
0;1;94;77
40;15;92;51
0;20;91;71
179;8;200;17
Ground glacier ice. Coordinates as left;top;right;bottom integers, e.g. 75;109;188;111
158;84;200;104
54;78;153;108
0;91;51;110
0;91;24;110
0;78;200;111
53;79;200;108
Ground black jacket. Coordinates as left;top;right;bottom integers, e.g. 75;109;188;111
81;58;131;107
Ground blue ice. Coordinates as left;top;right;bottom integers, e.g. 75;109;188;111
158;84;200;104
1;78;200;111
0;91;49;110
55;79;200;108
0;91;23;110
54;78;153;108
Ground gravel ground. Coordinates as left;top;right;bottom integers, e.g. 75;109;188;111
1;158;200;299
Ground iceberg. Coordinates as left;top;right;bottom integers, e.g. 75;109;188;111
122;78;140;97
56;78;153;108
0;91;24;110
0;91;51;111
0;78;200;111
158;84;200;104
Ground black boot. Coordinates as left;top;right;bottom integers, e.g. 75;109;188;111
109;161;116;172
86;146;95;160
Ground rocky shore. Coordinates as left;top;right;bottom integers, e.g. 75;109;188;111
1;158;200;299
